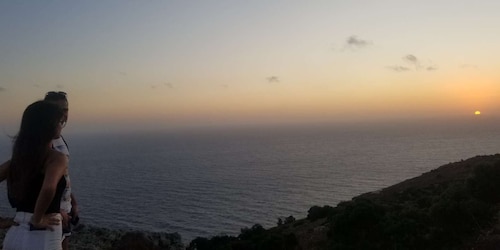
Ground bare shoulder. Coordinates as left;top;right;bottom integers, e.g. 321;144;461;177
46;150;68;169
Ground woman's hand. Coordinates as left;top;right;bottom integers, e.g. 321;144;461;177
30;213;61;231
71;204;79;220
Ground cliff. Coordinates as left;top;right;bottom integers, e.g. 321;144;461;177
188;154;500;250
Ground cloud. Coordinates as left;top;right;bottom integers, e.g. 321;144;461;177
266;76;279;83
387;54;438;72
345;36;372;48
403;54;421;70
386;66;411;72
151;82;175;90
0;86;5;92
403;54;418;64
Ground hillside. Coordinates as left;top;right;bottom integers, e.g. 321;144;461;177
2;154;500;249
188;154;500;250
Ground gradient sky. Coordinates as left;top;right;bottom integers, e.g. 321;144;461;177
1;1;499;133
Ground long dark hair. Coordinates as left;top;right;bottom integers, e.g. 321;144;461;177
7;101;64;202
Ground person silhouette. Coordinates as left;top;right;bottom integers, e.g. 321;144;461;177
44;91;79;250
2;100;68;250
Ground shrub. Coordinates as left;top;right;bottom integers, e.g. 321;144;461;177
239;224;265;241
276;217;283;226
284;216;295;224
307;205;335;221
468;161;500;203
277;215;296;226
329;198;386;248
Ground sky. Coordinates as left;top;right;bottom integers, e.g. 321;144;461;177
1;1;499;134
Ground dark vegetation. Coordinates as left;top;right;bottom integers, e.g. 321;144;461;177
187;155;500;250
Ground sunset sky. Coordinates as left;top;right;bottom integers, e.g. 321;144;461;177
1;1;499;133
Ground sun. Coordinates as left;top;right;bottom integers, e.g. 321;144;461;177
474;111;481;115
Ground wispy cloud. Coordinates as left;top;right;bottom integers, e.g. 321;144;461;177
151;82;175;90
403;54;420;70
0;86;5;92
345;36;372;49
387;54;438;72
386;66;411;72
266;76;279;83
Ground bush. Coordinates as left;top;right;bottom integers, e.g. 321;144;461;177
329;198;386;248
307;205;335;221
284;216;295;224
468;161;500;203
239;224;265;241
277;215;296;226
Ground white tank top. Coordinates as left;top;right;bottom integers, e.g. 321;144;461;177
52;136;72;213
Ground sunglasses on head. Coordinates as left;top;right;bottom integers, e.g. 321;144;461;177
46;91;67;97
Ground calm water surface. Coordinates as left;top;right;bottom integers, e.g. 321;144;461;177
0;122;498;242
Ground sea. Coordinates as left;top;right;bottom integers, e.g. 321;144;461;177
0;120;499;243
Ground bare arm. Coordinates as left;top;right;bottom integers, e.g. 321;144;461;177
31;152;67;227
70;193;79;216
0;160;10;182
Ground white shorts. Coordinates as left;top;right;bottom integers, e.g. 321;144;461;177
3;212;62;250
